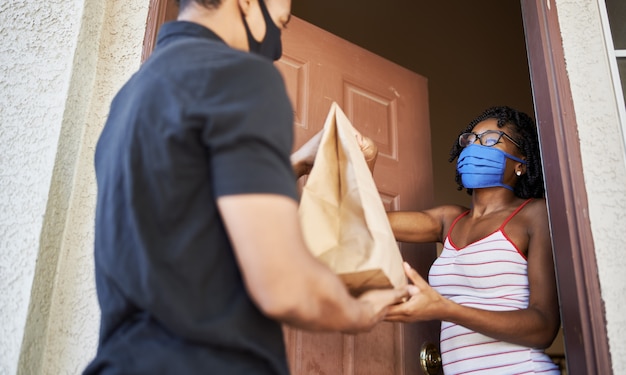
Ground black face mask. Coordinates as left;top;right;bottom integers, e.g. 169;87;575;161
241;0;282;61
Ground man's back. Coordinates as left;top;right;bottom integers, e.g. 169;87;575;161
87;21;295;374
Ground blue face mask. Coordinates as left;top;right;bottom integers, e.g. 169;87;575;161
456;144;526;191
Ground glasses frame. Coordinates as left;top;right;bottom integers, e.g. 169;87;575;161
458;130;521;148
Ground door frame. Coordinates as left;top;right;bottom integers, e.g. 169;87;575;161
142;1;612;373
521;1;611;374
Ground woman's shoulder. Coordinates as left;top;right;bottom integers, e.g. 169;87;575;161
429;204;468;214
522;197;548;215
430;204;470;224
517;197;549;229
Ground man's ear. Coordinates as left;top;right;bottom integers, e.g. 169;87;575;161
238;0;252;16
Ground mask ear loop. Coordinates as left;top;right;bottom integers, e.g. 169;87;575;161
239;0;259;52
257;0;282;60
515;156;528;177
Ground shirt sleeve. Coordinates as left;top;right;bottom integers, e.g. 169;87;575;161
200;56;298;201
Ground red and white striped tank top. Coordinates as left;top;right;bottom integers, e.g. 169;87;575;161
429;199;559;374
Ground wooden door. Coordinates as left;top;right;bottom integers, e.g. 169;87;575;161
276;17;440;375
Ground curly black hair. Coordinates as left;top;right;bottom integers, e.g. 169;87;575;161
448;106;544;199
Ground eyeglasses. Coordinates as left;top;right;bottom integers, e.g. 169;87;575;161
458;130;521;148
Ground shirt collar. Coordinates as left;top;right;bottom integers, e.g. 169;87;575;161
156;21;226;48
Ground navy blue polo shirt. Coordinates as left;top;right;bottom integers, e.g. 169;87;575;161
86;21;297;374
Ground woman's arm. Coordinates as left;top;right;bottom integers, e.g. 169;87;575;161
387;205;466;244
386;200;560;349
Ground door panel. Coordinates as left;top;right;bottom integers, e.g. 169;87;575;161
276;17;439;375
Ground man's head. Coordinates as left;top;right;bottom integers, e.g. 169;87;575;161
177;0;291;60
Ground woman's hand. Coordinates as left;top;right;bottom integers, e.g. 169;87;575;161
388;258;560;348
384;262;448;323
341;285;412;334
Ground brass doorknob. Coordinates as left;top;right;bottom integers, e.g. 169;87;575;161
420;342;442;375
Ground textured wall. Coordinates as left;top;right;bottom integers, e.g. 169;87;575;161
0;1;82;374
31;0;149;373
0;0;148;374
555;0;626;374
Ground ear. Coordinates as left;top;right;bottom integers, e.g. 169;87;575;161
516;162;527;177
238;0;252;16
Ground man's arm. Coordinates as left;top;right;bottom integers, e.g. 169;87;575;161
217;193;409;333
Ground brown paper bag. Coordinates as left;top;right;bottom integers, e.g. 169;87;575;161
298;102;407;296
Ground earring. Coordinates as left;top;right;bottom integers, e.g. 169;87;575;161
516;170;522;176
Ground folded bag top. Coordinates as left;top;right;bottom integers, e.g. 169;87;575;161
298;102;407;296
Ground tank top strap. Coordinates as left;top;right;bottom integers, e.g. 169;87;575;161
446;210;470;241
500;198;534;230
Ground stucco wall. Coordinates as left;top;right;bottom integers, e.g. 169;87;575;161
30;0;148;372
556;1;626;374
0;1;83;374
0;0;148;374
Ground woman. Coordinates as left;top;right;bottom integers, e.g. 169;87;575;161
384;106;561;374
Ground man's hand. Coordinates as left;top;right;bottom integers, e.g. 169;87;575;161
291;128;379;178
291;130;323;178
